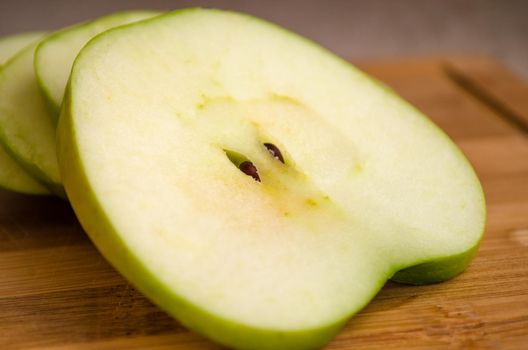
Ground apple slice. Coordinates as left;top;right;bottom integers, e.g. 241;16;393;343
0;12;159;195
0;40;63;194
58;9;486;350
0;32;44;63
0;33;49;194
35;10;160;120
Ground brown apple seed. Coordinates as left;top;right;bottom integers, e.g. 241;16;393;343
264;143;285;163
239;161;261;182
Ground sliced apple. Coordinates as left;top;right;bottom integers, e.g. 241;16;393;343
35;10;160;120
0;32;43;63
0;12;160;195
0;33;49;194
58;9;486;350
0;40;63;194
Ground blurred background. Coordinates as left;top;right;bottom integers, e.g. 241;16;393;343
1;0;527;78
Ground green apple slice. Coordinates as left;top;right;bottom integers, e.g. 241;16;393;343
0;32;43;63
0;40;63;194
0;12;160;196
35;10;160;120
0;33;49;194
58;9;486;350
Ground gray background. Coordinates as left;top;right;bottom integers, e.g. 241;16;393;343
1;0;527;78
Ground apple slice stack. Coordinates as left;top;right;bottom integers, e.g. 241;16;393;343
0;9;486;350
0;11;158;195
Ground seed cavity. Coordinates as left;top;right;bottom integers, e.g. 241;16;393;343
239;161;260;182
264;143;285;163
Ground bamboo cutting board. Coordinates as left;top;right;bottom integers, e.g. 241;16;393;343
1;56;527;349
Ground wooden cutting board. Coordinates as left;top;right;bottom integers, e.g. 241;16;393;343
1;56;527;350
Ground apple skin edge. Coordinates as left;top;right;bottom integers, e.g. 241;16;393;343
35;78;61;124
390;243;481;285
33;47;60;122
0;133;65;196
0;130;66;197
0;131;55;195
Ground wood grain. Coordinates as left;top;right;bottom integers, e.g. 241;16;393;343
445;56;528;133
1;56;527;349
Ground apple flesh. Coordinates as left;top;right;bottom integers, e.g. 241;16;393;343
35;10;160;120
58;9;486;350
0;33;49;194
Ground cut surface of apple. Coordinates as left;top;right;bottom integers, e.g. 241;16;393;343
35;10;160;120
59;9;486;350
0;32;49;194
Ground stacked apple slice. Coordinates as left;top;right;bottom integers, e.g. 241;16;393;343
0;11;158;195
0;8;486;350
0;32;49;194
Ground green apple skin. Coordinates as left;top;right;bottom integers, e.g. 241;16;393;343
58;8;486;350
58;93;357;349
0;33;50;195
391;241;482;285
35;10;160;121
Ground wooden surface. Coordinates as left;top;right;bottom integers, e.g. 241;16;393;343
1;56;527;349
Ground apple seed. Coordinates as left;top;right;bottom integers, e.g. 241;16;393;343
264;143;284;163
239;161;260;182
